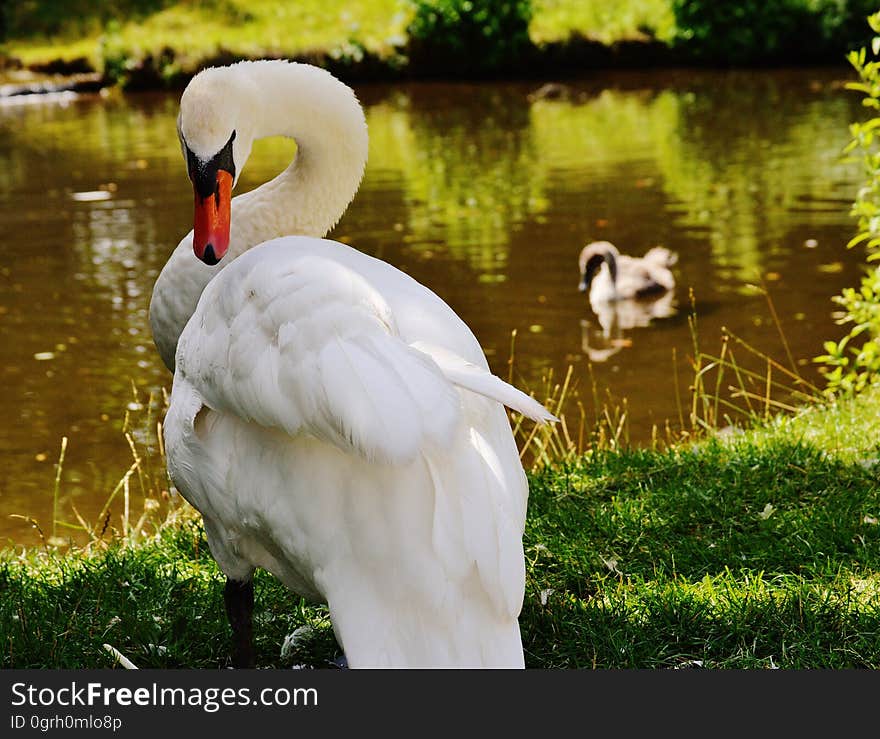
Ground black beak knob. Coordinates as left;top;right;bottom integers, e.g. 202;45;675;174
200;243;219;266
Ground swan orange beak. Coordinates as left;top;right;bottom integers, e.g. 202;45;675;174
193;170;232;266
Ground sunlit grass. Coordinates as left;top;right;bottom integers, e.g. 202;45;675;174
2;377;879;667
7;0;409;68
522;393;880;667
531;0;676;45
5;0;678;71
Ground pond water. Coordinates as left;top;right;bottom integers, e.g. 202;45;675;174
0;67;866;548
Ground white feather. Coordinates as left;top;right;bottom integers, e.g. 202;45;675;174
177;251;463;464
411;341;559;424
152;61;554;668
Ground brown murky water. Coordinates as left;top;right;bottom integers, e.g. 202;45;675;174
0;68;866;548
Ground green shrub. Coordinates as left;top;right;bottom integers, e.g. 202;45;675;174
406;0;533;73
671;0;876;64
816;12;880;394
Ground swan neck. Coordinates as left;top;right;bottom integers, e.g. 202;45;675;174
603;250;618;289
151;62;369;372
229;61;369;256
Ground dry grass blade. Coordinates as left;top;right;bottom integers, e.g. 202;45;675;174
21;384;180;552
688;318;823;433
760;278;800;380
8;514;48;550
51;436;68;540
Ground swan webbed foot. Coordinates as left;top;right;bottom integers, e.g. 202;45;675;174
224;577;255;668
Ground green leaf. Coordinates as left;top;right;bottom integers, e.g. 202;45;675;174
847;232;873;249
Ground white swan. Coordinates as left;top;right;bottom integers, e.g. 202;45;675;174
149;60;555;669
578;241;676;305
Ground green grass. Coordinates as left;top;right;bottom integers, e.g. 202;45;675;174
530;0;675;44
5;0;403;70
523;436;880;667
3;0;676;73
3;385;879;669
0;522;342;668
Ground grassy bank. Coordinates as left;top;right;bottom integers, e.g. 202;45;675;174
4;0;676;64
2;0;673;80
1;0;871;87
3;384;879;669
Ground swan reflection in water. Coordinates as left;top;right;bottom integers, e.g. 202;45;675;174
577;241;678;362
580;290;677;362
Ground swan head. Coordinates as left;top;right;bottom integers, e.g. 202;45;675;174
177;65;258;265
578;241;619;293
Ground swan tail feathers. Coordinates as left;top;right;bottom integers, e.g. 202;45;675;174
410;341;558;425
644;246;678;267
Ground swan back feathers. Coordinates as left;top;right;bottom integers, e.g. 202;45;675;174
176;242;463;465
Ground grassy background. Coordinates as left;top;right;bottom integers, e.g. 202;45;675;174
3;0;675;70
4;1;871;83
3;385;878;669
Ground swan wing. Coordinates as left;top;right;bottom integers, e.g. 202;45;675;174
176;249;463;465
615;257;674;297
175;247;553;465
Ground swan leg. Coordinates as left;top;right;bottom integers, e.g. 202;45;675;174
224;577;255;668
